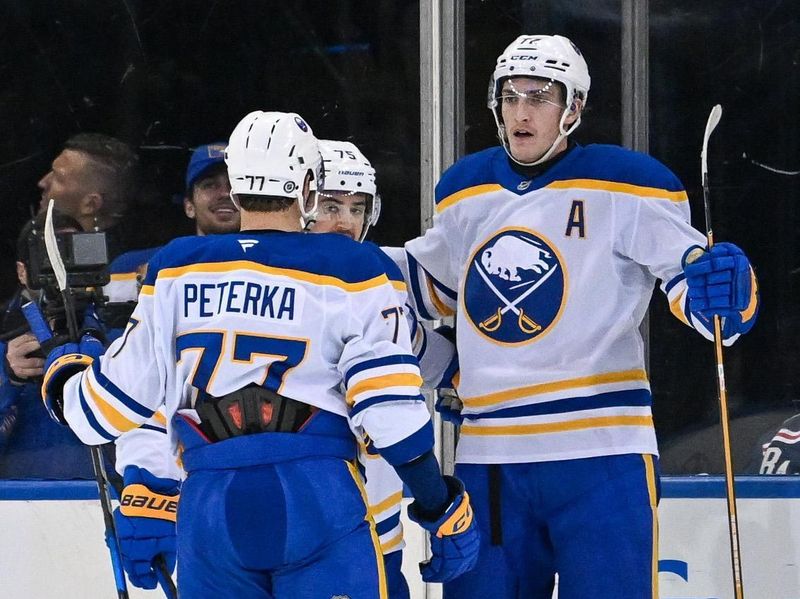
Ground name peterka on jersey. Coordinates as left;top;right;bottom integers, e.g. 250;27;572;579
182;280;303;322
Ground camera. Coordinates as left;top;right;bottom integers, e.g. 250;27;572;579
26;230;110;291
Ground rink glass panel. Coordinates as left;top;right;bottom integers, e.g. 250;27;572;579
0;1;797;480
0;1;421;479
647;0;800;475
465;0;800;474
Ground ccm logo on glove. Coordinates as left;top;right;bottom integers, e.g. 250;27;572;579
120;484;178;522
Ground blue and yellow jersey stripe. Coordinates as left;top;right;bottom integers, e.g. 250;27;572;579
461;369;649;409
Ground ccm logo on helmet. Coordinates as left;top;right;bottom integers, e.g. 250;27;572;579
510;55;536;60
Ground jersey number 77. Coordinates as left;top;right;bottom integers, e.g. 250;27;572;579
176;330;309;401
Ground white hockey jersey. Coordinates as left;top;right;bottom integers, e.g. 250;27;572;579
103;239;453;548
59;231;433;469
398;143;757;465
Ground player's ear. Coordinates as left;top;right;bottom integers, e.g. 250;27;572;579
16;261;28;287
81;192;103;217
183;197;196;219
565;99;583;125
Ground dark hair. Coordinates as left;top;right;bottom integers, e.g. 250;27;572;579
63;133;139;219
236;194;294;212
188;162;228;201
15;211;83;264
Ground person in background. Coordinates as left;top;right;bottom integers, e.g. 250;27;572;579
37;133;139;260
0;211;94;478
182;142;239;236
105;142;237;306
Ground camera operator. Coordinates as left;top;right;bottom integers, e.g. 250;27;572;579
37;133;139;261
0;212;95;478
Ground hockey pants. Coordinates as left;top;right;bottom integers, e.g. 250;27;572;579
444;453;661;599
176;457;388;598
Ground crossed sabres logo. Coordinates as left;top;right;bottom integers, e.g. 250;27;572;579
464;229;565;344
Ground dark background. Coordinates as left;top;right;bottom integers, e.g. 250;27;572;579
0;0;797;473
0;0;422;296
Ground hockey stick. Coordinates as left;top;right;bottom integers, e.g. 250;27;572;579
699;105;745;599
43;201;178;599
43;200;130;599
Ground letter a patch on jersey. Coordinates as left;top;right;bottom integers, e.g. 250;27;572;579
463;228;566;345
565;200;586;238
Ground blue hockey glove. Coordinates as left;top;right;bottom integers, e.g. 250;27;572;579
683;242;759;336
114;466;179;590
407;475;480;583
41;333;104;424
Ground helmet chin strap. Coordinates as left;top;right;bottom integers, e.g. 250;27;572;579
229;191;242;211
497;107;581;167
297;177;318;231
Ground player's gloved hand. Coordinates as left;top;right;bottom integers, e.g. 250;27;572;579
41;333;104;423
435;389;464;425
114;466;179;590
407;475;480;583
683;242;758;336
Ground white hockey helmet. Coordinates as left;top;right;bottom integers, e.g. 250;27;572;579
225;110;323;228
488;35;591;166
317;140;381;242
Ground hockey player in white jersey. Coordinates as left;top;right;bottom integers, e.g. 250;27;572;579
40;111;478;598
390;35;760;598
312;139;457;599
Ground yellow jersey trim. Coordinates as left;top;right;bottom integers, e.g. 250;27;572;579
380;531;404;553
346;373;423;405
426;276;455;317
436;184;504;213
461;369;649;408
109;272;138;282
669;289;689;326
369;491;403;517
391;280;408;293
546;179;689;202
460;414;654;436
155;260;391;293
86;376;139;433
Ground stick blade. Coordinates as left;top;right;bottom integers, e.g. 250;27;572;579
704;104;723;141
701;104;723;177
43;199;69;292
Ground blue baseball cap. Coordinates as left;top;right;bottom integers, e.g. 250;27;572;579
185;142;227;192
